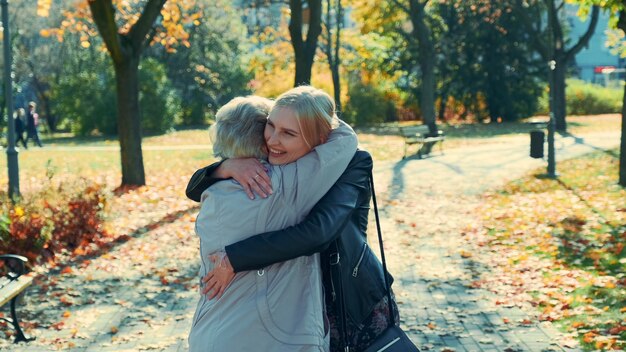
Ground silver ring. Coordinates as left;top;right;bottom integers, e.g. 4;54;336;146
254;174;260;179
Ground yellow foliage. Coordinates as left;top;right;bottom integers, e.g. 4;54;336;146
40;0;198;53
37;0;52;17
583;331;597;343
14;206;24;217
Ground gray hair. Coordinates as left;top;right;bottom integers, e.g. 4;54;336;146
211;96;273;159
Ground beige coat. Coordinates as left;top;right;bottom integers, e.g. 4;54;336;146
189;120;358;352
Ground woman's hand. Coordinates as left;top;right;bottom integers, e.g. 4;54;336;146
202;253;235;300
217;158;272;200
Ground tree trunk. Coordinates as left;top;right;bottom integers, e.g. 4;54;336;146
420;57;437;134
88;0;165;186
619;10;626;187
409;0;438;135
324;0;342;114
437;89;447;122
553;56;567;132
522;2;599;133
114;58;145;186
290;0;322;86
331;65;341;113
294;54;313;86
552;4;597;133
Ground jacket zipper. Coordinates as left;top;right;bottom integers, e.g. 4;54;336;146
352;243;367;277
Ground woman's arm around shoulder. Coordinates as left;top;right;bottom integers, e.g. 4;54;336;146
186;158;272;201
185;160;227;202
226;150;373;272
290;119;359;207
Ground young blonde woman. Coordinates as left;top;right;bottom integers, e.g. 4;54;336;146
189;96;401;350
188;87;358;351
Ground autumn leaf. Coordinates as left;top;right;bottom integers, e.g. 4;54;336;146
608;326;626;335
459;250;473;258
583;331;597;343
61;266;73;275
50;321;65;330
59;295;73;306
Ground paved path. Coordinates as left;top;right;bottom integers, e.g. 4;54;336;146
373;131;619;351
2;131;620;351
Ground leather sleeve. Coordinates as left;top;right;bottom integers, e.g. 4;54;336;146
225;151;373;272
185;159;227;202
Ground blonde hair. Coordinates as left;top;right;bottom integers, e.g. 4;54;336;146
211;96;273;159
272;86;336;149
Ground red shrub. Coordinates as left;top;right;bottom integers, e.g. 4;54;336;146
0;179;108;265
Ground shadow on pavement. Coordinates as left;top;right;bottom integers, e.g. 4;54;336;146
560;131;619;159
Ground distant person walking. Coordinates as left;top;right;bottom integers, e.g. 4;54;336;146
25;101;43;147
14;108;27;149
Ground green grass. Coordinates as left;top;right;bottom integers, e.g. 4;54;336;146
2;113;620;192
0;148;216;193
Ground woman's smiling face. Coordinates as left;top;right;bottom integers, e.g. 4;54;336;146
264;107;312;165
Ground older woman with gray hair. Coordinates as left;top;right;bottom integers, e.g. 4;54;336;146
188;89;358;351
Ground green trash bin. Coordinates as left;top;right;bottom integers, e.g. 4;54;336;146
530;129;544;158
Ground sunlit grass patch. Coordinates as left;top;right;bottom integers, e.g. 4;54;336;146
0;148;216;197
471;147;625;350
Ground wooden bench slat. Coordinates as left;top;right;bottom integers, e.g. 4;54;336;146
0;276;33;307
398;124;445;159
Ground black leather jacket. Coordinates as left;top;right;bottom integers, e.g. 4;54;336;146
185;150;392;328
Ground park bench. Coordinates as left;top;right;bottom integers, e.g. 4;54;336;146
398;124;445;159
0;254;34;343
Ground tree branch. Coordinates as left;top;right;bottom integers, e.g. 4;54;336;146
128;0;167;52
87;0;123;63
550;0;564;53
334;0;341;67
565;5;599;60
307;0;323;47
618;8;626;33
323;0;333;66
289;0;304;51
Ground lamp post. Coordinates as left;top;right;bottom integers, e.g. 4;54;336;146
547;59;557;178
1;0;19;199
546;0;557;179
